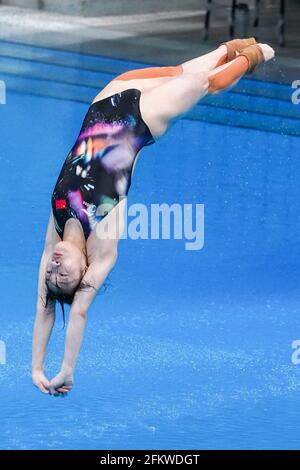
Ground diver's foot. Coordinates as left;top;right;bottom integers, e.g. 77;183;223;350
222;37;257;62
238;43;275;72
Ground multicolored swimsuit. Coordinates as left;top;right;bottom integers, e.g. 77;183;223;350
52;88;155;239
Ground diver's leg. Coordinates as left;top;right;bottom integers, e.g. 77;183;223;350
100;38;259;102
112;38;257;82
139;43;274;140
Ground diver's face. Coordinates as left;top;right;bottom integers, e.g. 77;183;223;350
46;241;86;295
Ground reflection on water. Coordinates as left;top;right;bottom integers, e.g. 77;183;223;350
0;90;300;449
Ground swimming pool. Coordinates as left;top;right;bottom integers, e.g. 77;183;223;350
0;41;300;450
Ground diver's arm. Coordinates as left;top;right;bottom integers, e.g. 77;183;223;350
32;213;59;391
32;247;56;392
32;298;55;373
62;250;117;373
48;250;118;394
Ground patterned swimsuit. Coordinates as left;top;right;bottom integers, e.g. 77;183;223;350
52;88;155;238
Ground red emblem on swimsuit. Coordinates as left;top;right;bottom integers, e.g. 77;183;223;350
55;199;67;210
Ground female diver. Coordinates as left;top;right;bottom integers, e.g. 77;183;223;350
32;40;275;396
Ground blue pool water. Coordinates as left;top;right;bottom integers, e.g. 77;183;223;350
1;44;300;450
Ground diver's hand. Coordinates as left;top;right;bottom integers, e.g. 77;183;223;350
32;369;51;394
49;369;74;397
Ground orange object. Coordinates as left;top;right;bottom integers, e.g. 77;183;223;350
238;44;265;72
112;64;183;81
208;56;249;93
222;38;257;62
